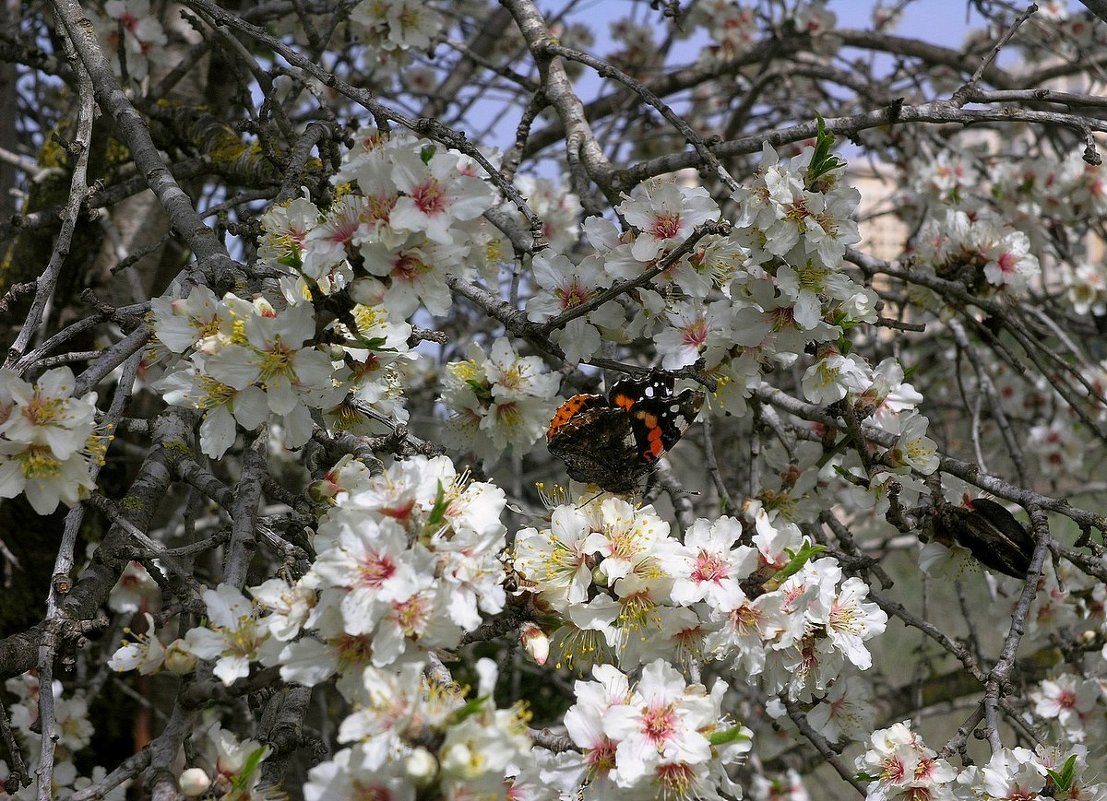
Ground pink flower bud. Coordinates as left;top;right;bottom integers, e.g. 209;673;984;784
178;768;211;797
306;478;339;504
521;622;549;666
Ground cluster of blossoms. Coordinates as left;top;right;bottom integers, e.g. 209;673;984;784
989;564;1107;746
173;721;274;800
305;658;538;801
1063;261;1107;316
152;285;346;457
151;132;499;460
991;150;1107;230
0;367;105;514
689;1;838;63
903;146;1105;315
140;455;511;688
688;0;759;60
348;0;443;78
1028;416;1087;479
870;549;1107;772
913;150;979;208
92;0;167;82
716;142;873;412
708;139;938;517
513;494;888;702
606;18;663;78
856;721;1107;801
350;0;441;53
524;233;628;367
515;175;583;253
106;456;555;800
438;337;561;461
828;358;941;517
913;208;1040;295
554;660;752;801
527;138;880;423
2;674;118;800
259;128;498;316
1029;673;1105;745
1015;6;1107;61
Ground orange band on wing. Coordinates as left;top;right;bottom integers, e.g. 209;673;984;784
611;392;635;411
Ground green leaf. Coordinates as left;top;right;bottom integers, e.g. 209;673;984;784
766;543;827;587
805;113;846;189
1046;754;1078;791
278;251;302;271
345;332;395;352
420;144;437;164
466;378;494;403
708;726;751;746
447;694;489;725
426;480;447;528
230;747;269;792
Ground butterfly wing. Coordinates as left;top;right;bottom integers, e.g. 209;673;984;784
547;405;643;492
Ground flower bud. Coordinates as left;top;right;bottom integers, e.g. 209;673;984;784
520;623;549;666
164;639;198;674
404;747;438;785
178;768;211;798
306;478;339;504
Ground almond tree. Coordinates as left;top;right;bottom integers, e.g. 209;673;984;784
3;2;1107;800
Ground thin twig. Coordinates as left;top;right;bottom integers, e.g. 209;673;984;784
782;697;868;795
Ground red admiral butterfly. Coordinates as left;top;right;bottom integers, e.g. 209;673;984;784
546;372;705;493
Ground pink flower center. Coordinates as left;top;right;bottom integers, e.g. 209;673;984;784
650;211;682;241
365;194;396;223
411;179;447;216
359;552;396;588
351;781;396;801
997;251;1017;274
655;762;695;798
881;755;906;783
328;216;359;245
915;757;940;780
771;305;796;332
641;703;677;745
392;253;431;281
557;283;590;309
681;320;708;348
690;551;727;583
732;602;761;633
335;634;374;666
379;498;416;520
22;392;63;427
781;583;806;612
393;593;430;635
586;739;617;774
